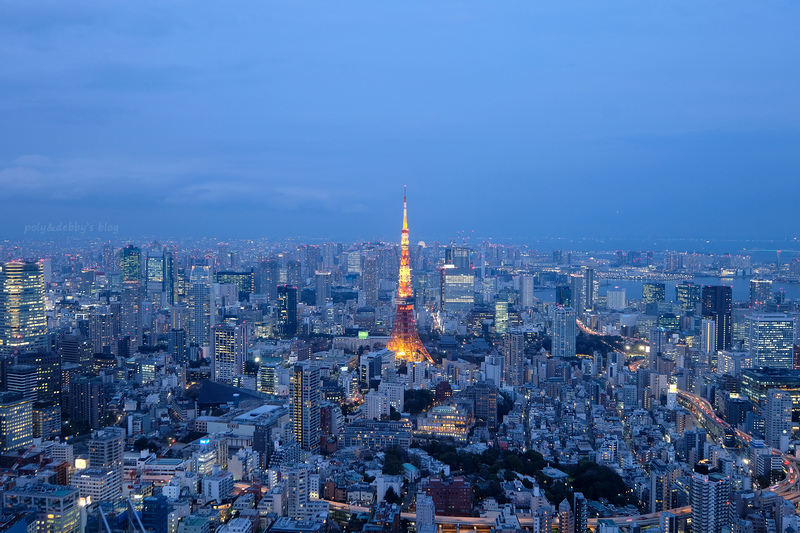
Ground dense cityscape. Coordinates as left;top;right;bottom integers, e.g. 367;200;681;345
0;193;798;533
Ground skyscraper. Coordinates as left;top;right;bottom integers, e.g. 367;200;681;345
212;323;248;383
520;275;535;308
675;281;701;315
188;266;213;347
555;286;571;307
606;288;626;311
440;266;475;312
553;307;577;358
765;389;792;452
362;255;379;308
290;361;321;453
315;271;332;308
120;280;142;345
257;259;280;301
690;465;731;533
750;279;772;308
445;246;471;269
569;274;585;315
387;189;433;364
702;285;733;352
502;332;524;387
0;261;47;355
277;285;298;338
121;245;142;283
745;313;795;368
642;282;665;304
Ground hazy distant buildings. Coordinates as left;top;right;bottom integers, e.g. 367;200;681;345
0;261;47;355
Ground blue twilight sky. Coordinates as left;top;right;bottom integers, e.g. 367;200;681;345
1;1;799;246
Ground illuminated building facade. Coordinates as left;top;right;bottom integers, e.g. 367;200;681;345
750;279;772;308
0;261;47;355
0;392;33;453
187;266;213;347
745;313;795;368
440;266;475;312
414;404;473;442
212;323;247;383
3;484;80;533
277;285;298;338
291;361;321;453
387;190;433;364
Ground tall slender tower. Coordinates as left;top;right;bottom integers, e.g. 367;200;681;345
387;188;433;364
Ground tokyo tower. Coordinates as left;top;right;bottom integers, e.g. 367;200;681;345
386;187;434;364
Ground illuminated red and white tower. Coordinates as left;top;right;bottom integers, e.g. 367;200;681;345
386;188;433;364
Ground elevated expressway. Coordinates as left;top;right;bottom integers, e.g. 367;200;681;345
330;391;799;531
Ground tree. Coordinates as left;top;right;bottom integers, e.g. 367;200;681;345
133;437;151;452
384;487;402;505
389;406;402;421
403;389;435;415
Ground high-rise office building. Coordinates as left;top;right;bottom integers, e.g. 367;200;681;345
277;285;298;338
520;275;535;308
690;465;731;533
168;328;188;364
286;260;302;288
555;286;571;307
750;279;773;308
188;266;213;347
67;377;105;429
362;255;379;308
121;245;142;283
445;246;471;269
0;261;47;355
494;300;509;335
0;392;32;453
315;271;332;308
583;268;596;310
642;282;666;306
606;288;626;311
146;251;167;306
702;285;733;352
290;362;321;453
553;307;577;358
212;323;248;383
676;281;701;315
18;351;61;405
745;313;795;368
569;274;585;315
257;259;280;301
215;271;255;301
502;332;524;387
765;389;792;452
121;280;142;344
88;426;125;496
6;365;37;402
440;266;475;312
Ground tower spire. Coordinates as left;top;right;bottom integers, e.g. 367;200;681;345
387;186;433;364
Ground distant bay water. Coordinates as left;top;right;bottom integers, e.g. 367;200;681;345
536;276;800;304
